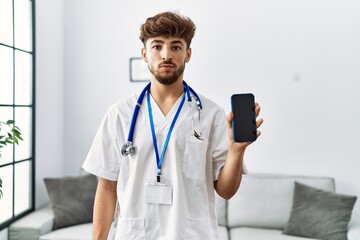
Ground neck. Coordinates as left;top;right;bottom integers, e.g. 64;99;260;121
150;80;184;116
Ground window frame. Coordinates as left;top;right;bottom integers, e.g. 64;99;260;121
0;0;36;230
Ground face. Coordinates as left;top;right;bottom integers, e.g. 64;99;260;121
142;37;191;85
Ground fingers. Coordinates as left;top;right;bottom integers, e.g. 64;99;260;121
256;118;264;128
227;112;234;141
254;102;263;130
256;130;262;137
227;112;234;128
254;102;261;117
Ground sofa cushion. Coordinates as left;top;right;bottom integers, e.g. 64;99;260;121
283;182;357;240
39;223;93;240
227;173;335;229
230;227;319;240
348;213;360;240
9;205;54;240
218;226;229;240
39;223;115;240
44;174;98;229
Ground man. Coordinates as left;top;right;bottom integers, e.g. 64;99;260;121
83;11;263;240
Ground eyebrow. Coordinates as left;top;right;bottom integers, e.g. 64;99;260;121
150;39;184;45
170;40;184;45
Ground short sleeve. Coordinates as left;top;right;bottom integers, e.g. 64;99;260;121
211;110;228;181
210;110;248;181
82;106;123;181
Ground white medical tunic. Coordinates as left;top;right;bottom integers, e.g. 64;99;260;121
83;90;228;240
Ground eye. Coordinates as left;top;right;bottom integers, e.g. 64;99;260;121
172;46;181;51
152;45;161;50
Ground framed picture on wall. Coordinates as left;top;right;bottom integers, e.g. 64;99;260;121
129;57;149;82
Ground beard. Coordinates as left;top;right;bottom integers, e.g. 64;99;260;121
148;60;186;85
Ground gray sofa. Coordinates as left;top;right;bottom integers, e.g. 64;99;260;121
9;173;360;240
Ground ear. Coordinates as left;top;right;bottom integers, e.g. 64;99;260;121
141;48;148;62
185;47;192;63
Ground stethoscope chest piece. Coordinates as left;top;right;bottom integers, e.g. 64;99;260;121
121;141;136;156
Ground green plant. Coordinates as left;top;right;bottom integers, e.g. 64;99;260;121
0;120;23;199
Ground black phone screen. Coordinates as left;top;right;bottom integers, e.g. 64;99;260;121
231;93;257;142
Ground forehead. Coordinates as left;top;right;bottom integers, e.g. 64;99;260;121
146;37;186;46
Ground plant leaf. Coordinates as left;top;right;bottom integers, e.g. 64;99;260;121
12;129;22;139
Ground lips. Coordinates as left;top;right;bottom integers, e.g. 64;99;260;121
160;64;175;68
159;64;175;72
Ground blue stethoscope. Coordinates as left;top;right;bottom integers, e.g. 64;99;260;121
121;80;203;157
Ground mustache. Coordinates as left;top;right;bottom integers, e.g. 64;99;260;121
159;60;176;67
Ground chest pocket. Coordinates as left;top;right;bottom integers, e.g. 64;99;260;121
182;135;209;181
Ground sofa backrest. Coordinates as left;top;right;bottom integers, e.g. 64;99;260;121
217;173;335;229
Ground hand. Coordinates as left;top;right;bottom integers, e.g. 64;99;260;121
215;103;263;199
227;102;264;150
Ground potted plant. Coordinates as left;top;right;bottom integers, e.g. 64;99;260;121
0;120;23;199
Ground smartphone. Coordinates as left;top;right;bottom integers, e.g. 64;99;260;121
231;93;257;142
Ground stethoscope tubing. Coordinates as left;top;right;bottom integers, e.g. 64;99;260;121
183;81;202;109
122;80;202;156
127;82;151;143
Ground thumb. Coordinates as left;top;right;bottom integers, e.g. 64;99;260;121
227;112;234;141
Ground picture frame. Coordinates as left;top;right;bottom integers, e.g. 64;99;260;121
129;57;150;82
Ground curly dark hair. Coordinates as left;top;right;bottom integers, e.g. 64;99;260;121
139;11;196;48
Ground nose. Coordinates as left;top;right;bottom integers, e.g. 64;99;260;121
161;48;173;61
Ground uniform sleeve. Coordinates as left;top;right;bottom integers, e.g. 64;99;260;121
211;110;228;181
82;106;123;181
211;109;248;181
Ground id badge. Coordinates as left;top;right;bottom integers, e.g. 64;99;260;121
145;183;173;205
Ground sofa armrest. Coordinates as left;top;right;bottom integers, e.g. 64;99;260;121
348;213;360;240
9;204;54;240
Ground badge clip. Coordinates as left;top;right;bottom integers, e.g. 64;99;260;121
157;169;161;183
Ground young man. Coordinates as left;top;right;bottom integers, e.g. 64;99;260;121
83;11;263;240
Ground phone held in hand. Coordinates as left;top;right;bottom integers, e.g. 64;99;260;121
231;93;257;143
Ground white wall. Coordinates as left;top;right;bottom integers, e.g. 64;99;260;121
35;0;64;208
33;0;360;218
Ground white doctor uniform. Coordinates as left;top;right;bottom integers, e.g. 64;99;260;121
83;89;228;240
